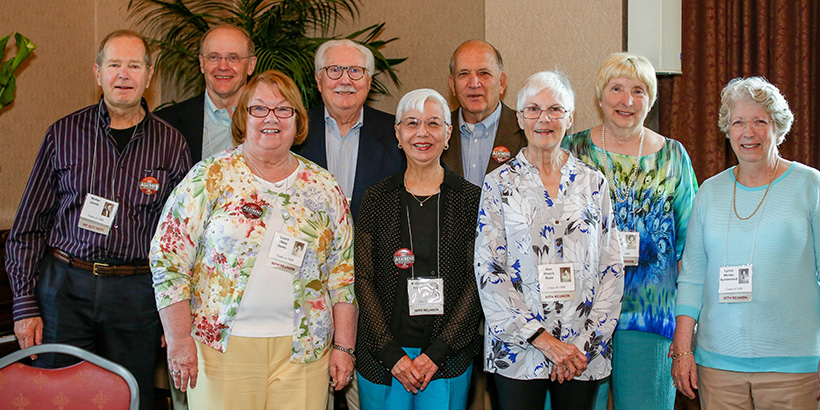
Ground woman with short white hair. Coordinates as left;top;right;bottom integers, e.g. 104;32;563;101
475;71;624;410
672;76;820;409
355;89;483;409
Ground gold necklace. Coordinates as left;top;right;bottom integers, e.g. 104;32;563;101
600;124;644;203
733;158;779;220
404;171;442;207
409;192;435;207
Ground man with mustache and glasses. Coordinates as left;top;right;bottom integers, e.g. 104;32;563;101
293;39;403;221
156;25;257;163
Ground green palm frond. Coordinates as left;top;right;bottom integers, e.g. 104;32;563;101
128;0;403;108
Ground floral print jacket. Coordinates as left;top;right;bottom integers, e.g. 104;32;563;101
475;149;624;380
150;147;354;362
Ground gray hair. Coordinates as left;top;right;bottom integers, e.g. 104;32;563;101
314;39;375;77
395;88;451;125
516;71;575;113
718;76;794;145
96;30;152;68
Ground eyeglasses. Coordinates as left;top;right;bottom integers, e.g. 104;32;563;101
398;117;448;131
731;119;771;130
201;53;252;65
520;105;567;120
247;105;296;119
322;65;367;80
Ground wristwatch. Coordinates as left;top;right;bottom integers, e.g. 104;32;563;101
333;344;356;359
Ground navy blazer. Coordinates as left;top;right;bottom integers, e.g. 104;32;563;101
292;104;404;219
154;93;206;163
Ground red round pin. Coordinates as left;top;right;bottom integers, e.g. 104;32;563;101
393;248;415;269
241;203;263;219
491;146;511;163
139;176;160;195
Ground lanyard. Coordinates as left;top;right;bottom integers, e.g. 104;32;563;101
405;193;441;279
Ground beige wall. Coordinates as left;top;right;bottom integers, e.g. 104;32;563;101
0;0;621;228
0;0;160;228
335;0;622;136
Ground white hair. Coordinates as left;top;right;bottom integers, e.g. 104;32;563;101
395;89;451;125
516;71;575;113
314;39;375;76
718;76;794;145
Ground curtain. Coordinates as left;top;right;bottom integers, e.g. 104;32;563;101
658;0;820;183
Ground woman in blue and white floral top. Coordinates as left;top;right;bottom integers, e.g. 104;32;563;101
475;71;625;410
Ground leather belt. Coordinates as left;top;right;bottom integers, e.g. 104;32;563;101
48;248;150;276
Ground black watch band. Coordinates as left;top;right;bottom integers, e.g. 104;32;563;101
527;327;545;344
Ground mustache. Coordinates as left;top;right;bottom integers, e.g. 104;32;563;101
332;86;357;93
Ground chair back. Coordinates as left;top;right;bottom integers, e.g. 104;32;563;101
0;343;138;410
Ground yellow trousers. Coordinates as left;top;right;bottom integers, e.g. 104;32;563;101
188;336;330;410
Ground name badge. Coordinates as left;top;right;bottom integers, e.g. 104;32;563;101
719;265;752;303
538;263;575;302
408;277;444;316
268;232;307;273
617;231;640;266
78;193;118;236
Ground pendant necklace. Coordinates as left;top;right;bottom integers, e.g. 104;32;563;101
601;124;644;203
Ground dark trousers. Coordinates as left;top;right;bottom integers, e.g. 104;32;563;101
493;373;599;410
35;253;162;410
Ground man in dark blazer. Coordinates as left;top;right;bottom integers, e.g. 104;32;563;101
155;25;257;163
292;39;403;221
441;40;526;186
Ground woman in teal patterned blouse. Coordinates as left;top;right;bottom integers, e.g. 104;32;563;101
561;53;698;410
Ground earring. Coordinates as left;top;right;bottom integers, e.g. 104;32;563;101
444;143;449;150
397;142;402;149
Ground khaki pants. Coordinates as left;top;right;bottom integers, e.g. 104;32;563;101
698;365;819;410
188;336;330;410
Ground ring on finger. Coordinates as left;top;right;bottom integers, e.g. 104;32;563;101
172;370;181;376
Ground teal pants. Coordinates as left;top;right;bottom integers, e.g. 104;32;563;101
545;330;675;410
358;348;473;410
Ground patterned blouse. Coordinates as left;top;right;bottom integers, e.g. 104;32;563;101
150;147;355;362
562;130;697;339
475;149;624;380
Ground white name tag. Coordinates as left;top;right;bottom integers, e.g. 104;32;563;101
268;232;307;273
538;263;575;302
78;193;118;236
617;231;640;266
408;277;444;316
719;264;753;303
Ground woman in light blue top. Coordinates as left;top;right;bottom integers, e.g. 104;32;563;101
672;77;820;409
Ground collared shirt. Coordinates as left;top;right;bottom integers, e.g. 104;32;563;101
151;148;354;360
5;97;191;321
475;149;624;380
202;89;235;159
324;107;363;201
459;103;502;186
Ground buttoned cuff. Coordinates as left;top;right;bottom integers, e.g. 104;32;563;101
375;340;407;372
12;295;40;321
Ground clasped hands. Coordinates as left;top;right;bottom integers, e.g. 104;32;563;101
391;353;439;393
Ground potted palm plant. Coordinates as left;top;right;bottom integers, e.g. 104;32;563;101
127;0;405;109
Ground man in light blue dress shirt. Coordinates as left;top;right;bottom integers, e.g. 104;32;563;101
293;40;403;221
156;25;257;163
441;40;526;187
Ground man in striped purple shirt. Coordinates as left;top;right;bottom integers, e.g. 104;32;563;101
5;29;191;409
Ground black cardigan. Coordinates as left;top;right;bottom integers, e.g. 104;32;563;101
355;167;483;385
